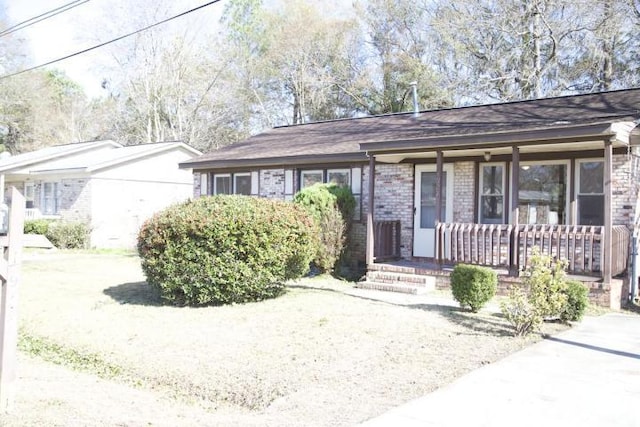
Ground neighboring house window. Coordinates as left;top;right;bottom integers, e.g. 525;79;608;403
518;162;568;225
24;183;35;209
299;167;362;220
577;160;604;226
212;172;256;195
42;182;60;215
479;163;505;224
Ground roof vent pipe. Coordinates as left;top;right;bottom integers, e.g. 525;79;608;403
410;81;419;117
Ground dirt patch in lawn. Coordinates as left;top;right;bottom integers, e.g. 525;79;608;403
7;252;568;426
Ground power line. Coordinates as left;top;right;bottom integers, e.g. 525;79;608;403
0;0;91;38
0;0;222;81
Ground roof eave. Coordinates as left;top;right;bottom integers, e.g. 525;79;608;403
360;122;620;153
180;152;367;170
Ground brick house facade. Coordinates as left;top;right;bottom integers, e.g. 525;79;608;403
182;89;640;303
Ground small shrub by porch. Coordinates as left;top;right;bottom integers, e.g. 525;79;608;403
450;264;497;312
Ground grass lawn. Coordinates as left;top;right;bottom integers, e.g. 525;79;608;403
7;252;567;426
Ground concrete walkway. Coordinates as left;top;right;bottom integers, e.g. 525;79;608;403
361;313;640;427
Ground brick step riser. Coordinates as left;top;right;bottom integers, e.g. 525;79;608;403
355;281;421;295
366;273;435;287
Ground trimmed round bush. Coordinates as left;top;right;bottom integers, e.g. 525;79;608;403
24;219;52;235
137;195;316;306
450;264;497;312
294;183;355;273
46;221;90;249
560;280;589;322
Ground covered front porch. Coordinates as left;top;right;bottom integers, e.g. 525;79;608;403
362;121;638;288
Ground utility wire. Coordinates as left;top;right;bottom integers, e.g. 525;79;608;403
0;0;91;38
0;0;222;81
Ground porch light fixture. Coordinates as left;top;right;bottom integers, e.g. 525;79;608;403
521;165;530;171
483;151;491;161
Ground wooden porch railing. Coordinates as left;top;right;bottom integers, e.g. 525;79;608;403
611;225;630;276
373;220;401;261
435;222;630;277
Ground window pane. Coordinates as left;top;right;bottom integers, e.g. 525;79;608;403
420;171;446;228
302;171;323;188
43;182;59;215
578;195;604;225
328;170;350;187
579;161;604;194
480;195;503;223
519;164;566;224
482;166;503;195
215;176;231;194
234;175;251;195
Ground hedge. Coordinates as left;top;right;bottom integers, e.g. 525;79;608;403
137;195;317;306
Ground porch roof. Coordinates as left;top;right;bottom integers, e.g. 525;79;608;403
181;88;640;170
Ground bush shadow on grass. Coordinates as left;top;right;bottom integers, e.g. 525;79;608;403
292;282;516;338
103;281;164;306
398;303;513;337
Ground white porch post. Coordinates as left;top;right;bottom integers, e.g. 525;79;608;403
603;139;613;285
435;150;443;264
366;154;376;266
510;146;520;275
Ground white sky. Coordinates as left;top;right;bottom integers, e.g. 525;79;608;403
2;0;227;97
1;0;352;98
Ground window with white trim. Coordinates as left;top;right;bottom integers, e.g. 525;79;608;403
479;163;505;224
42;182;60;215
518;162;568;225
576;160;604;225
211;172;256;195
24;182;35;209
299;167;362;220
234;173;251;195
301;170;323;188
213;174;231;195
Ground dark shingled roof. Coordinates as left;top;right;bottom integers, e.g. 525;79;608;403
182;88;640;170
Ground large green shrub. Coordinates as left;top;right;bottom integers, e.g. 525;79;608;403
560;280;589;322
326;185;356;223
137;195;316;306
293;183;355;273
24;219;52;235
450;264;497;312
46;221;90;249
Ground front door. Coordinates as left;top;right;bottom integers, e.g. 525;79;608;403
413;164;454;257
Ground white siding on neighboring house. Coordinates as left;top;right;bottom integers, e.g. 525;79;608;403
89;149;195;248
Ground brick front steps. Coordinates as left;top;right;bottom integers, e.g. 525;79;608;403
356;263;438;295
357;261;627;309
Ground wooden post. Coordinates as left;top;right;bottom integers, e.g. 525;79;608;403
0;187;25;412
435;151;443;265
366;155;376;266
569;158;576;225
510;146;520;275
603;140;613;285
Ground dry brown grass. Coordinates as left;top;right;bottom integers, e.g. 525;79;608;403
6;252;567;426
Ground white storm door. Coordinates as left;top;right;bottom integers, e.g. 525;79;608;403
413;164;454;257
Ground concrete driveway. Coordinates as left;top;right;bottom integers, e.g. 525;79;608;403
361;313;640;427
